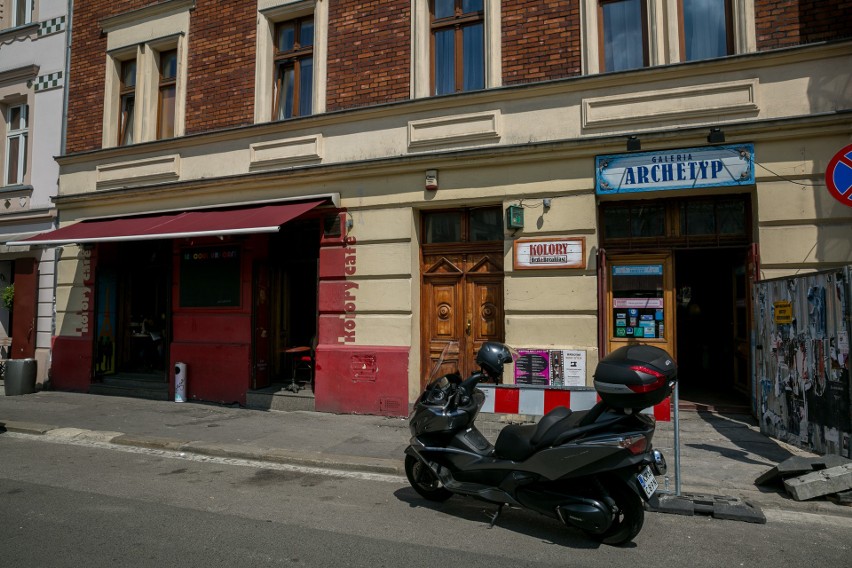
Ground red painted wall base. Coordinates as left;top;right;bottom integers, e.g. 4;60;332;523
50;336;94;391
313;345;409;417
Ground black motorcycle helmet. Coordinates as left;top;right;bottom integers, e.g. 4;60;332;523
476;342;514;378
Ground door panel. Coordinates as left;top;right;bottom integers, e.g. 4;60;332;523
465;276;503;377
11;258;37;359
421;248;503;390
252;262;271;389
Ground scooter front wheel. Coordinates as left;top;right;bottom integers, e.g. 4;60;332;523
586;482;644;546
405;455;452;502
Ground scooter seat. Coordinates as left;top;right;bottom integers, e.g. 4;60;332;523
494;406;573;462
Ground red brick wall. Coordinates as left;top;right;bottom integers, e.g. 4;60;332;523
66;1;256;153
183;1;255;135
325;0;410;112
755;0;852;50
65;1;149;154
502;0;581;85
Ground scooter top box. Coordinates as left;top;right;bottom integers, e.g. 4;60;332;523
593;344;677;409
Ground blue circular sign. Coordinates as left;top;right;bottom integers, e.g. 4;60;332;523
826;143;852;207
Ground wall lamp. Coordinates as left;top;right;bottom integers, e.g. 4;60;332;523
707;128;725;144
626;135;641;151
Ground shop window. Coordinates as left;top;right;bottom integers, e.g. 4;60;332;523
601;195;749;249
602;203;664;239
423;206;502;244
610;263;666;340
680;198;746;236
179;246;241;308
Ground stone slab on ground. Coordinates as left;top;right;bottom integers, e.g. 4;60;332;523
647;493;766;524
826;490;852;506
784;464;852;501
755;455;852;486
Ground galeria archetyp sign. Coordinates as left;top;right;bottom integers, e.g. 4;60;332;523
514;237;585;270
595;143;755;195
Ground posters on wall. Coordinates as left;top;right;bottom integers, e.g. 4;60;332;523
515;349;586;387
611;265;665;339
754;268;851;457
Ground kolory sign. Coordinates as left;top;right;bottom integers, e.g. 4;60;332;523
596;144;755;195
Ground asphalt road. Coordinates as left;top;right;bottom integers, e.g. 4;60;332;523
1;433;850;567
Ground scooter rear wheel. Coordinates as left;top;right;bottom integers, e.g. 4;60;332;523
405;455;452;502
587;482;644;545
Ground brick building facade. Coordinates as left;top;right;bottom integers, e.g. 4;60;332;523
17;1;851;452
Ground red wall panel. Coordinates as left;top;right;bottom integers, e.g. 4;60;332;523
169;343;251;405
314;345;409;416
50;336;94;391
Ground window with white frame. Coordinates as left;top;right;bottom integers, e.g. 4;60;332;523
581;0;755;74
101;1;190;148
117;58;136;146
9;0;34;28
157;49;178;139
255;0;328;123
412;0;500;99
4;103;28;186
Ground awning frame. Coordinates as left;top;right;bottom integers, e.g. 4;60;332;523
7;194;339;247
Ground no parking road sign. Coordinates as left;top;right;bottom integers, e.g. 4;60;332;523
826;143;852;207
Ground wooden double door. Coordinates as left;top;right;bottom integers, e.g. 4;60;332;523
421;245;504;389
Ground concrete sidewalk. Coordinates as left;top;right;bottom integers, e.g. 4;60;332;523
1;387;850;520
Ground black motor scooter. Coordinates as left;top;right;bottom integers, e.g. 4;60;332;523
404;342;676;545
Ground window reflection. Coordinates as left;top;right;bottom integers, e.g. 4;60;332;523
601;0;646;72
683;0;730;61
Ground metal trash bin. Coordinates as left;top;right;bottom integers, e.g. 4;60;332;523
4;358;37;396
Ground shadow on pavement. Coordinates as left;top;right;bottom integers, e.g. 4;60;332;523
393;487;614;550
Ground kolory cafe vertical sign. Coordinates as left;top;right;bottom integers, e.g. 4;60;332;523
596;144;755;195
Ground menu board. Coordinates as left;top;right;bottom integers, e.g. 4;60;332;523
515;349;587;387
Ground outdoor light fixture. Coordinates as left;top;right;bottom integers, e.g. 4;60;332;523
506;205;524;230
626;136;641;151
707;128;725;144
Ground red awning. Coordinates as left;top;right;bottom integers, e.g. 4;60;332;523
11;200;325;246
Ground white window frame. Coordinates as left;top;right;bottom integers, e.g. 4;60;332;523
581;0;755;74
10;0;34;28
255;0;328;124
411;0;501;99
4;103;28;186
101;0;190;148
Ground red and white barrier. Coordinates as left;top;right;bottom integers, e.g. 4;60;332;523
478;385;671;422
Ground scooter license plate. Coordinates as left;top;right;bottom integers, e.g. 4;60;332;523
637;466;658;498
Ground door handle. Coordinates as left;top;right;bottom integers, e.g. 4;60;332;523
466;318;471;336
